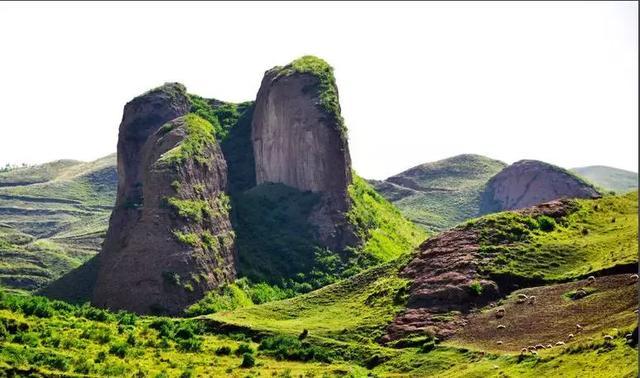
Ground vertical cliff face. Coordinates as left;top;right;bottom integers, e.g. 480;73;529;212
251;57;354;249
481;160;601;213
92;84;236;315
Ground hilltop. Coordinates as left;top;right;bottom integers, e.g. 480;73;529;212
370;154;506;232
572;165;637;194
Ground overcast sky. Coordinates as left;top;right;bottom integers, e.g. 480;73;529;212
0;1;637;179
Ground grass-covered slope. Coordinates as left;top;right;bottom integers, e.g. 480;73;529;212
572;165;638;194
371;154;506;232
0;155;116;292
228;176;425;300
470;191;637;282
0;291;366;377
205;192;637;376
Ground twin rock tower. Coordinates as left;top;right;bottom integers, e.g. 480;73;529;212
92;57;358;314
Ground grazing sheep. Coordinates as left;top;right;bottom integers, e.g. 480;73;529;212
528;345;536;350
497;324;506;330
520;348;528;354
555;341;565;346
576;324;583;332
489;303;496;308
535;344;544;349
496;340;503;345
586;276;596;285
634;308;639;314
517;298;526;304
604;335;614;341
495;308;505;318
517;293;528;299
528;296;536;305
546;344;553;349
630;274;639;281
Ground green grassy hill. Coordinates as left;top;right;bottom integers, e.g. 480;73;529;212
370;154;507;232
0;193;636;377
202;192;638;376
572;165;637;194
0;155;116;292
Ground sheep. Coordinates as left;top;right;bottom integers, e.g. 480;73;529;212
586;276;596;285
568;333;574;339
603;335;614;341
495;308;505;318
535;344;544;349
546;344;553;349
520;348;528;354
555;341;565;346
497;324;506;330
517;293;528;299
625;333;633;339
528;296;536;305
630;274;639;281
517;298;526;304
576;324;583;332
496;340;503;345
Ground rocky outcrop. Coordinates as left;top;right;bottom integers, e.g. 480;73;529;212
383;199;576;342
382;228;498;342
481;160;600;213
251;57;354;249
92;84;236;315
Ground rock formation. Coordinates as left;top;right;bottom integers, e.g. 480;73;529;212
251;56;355;249
92;83;236;315
481;160;600;213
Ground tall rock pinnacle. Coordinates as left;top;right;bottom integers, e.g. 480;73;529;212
92;83;236;315
251;56;355;249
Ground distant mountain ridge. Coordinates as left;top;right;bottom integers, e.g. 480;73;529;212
0;154;116;291
373;155;612;232
571;165;637;194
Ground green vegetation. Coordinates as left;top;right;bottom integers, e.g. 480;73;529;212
371;154;507;232
572;165;638;194
0;155;116;292
0;292;366;377
347;174;426;262
469;192;637;281
158;114;217;166
166;197;212;223
209;259;411;345
275;55;347;138
188;94;252;141
232;178;423;297
185;278;293;316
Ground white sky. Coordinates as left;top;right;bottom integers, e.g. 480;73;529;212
0;1;637;179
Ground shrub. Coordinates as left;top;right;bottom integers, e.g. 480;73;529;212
109;342;129;358
259;335;332;363
177;337;202;352
215;345;232;355
116;312;138;326
240;353;256;368
149;319;174;338
235;342;254;356
469;281;483;295
537;215;557;232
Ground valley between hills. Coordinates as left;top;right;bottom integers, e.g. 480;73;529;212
0;56;637;377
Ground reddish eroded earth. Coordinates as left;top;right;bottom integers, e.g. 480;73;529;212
382;227;499;342
382;199;586;343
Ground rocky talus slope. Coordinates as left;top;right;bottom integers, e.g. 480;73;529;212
92;84;236;315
